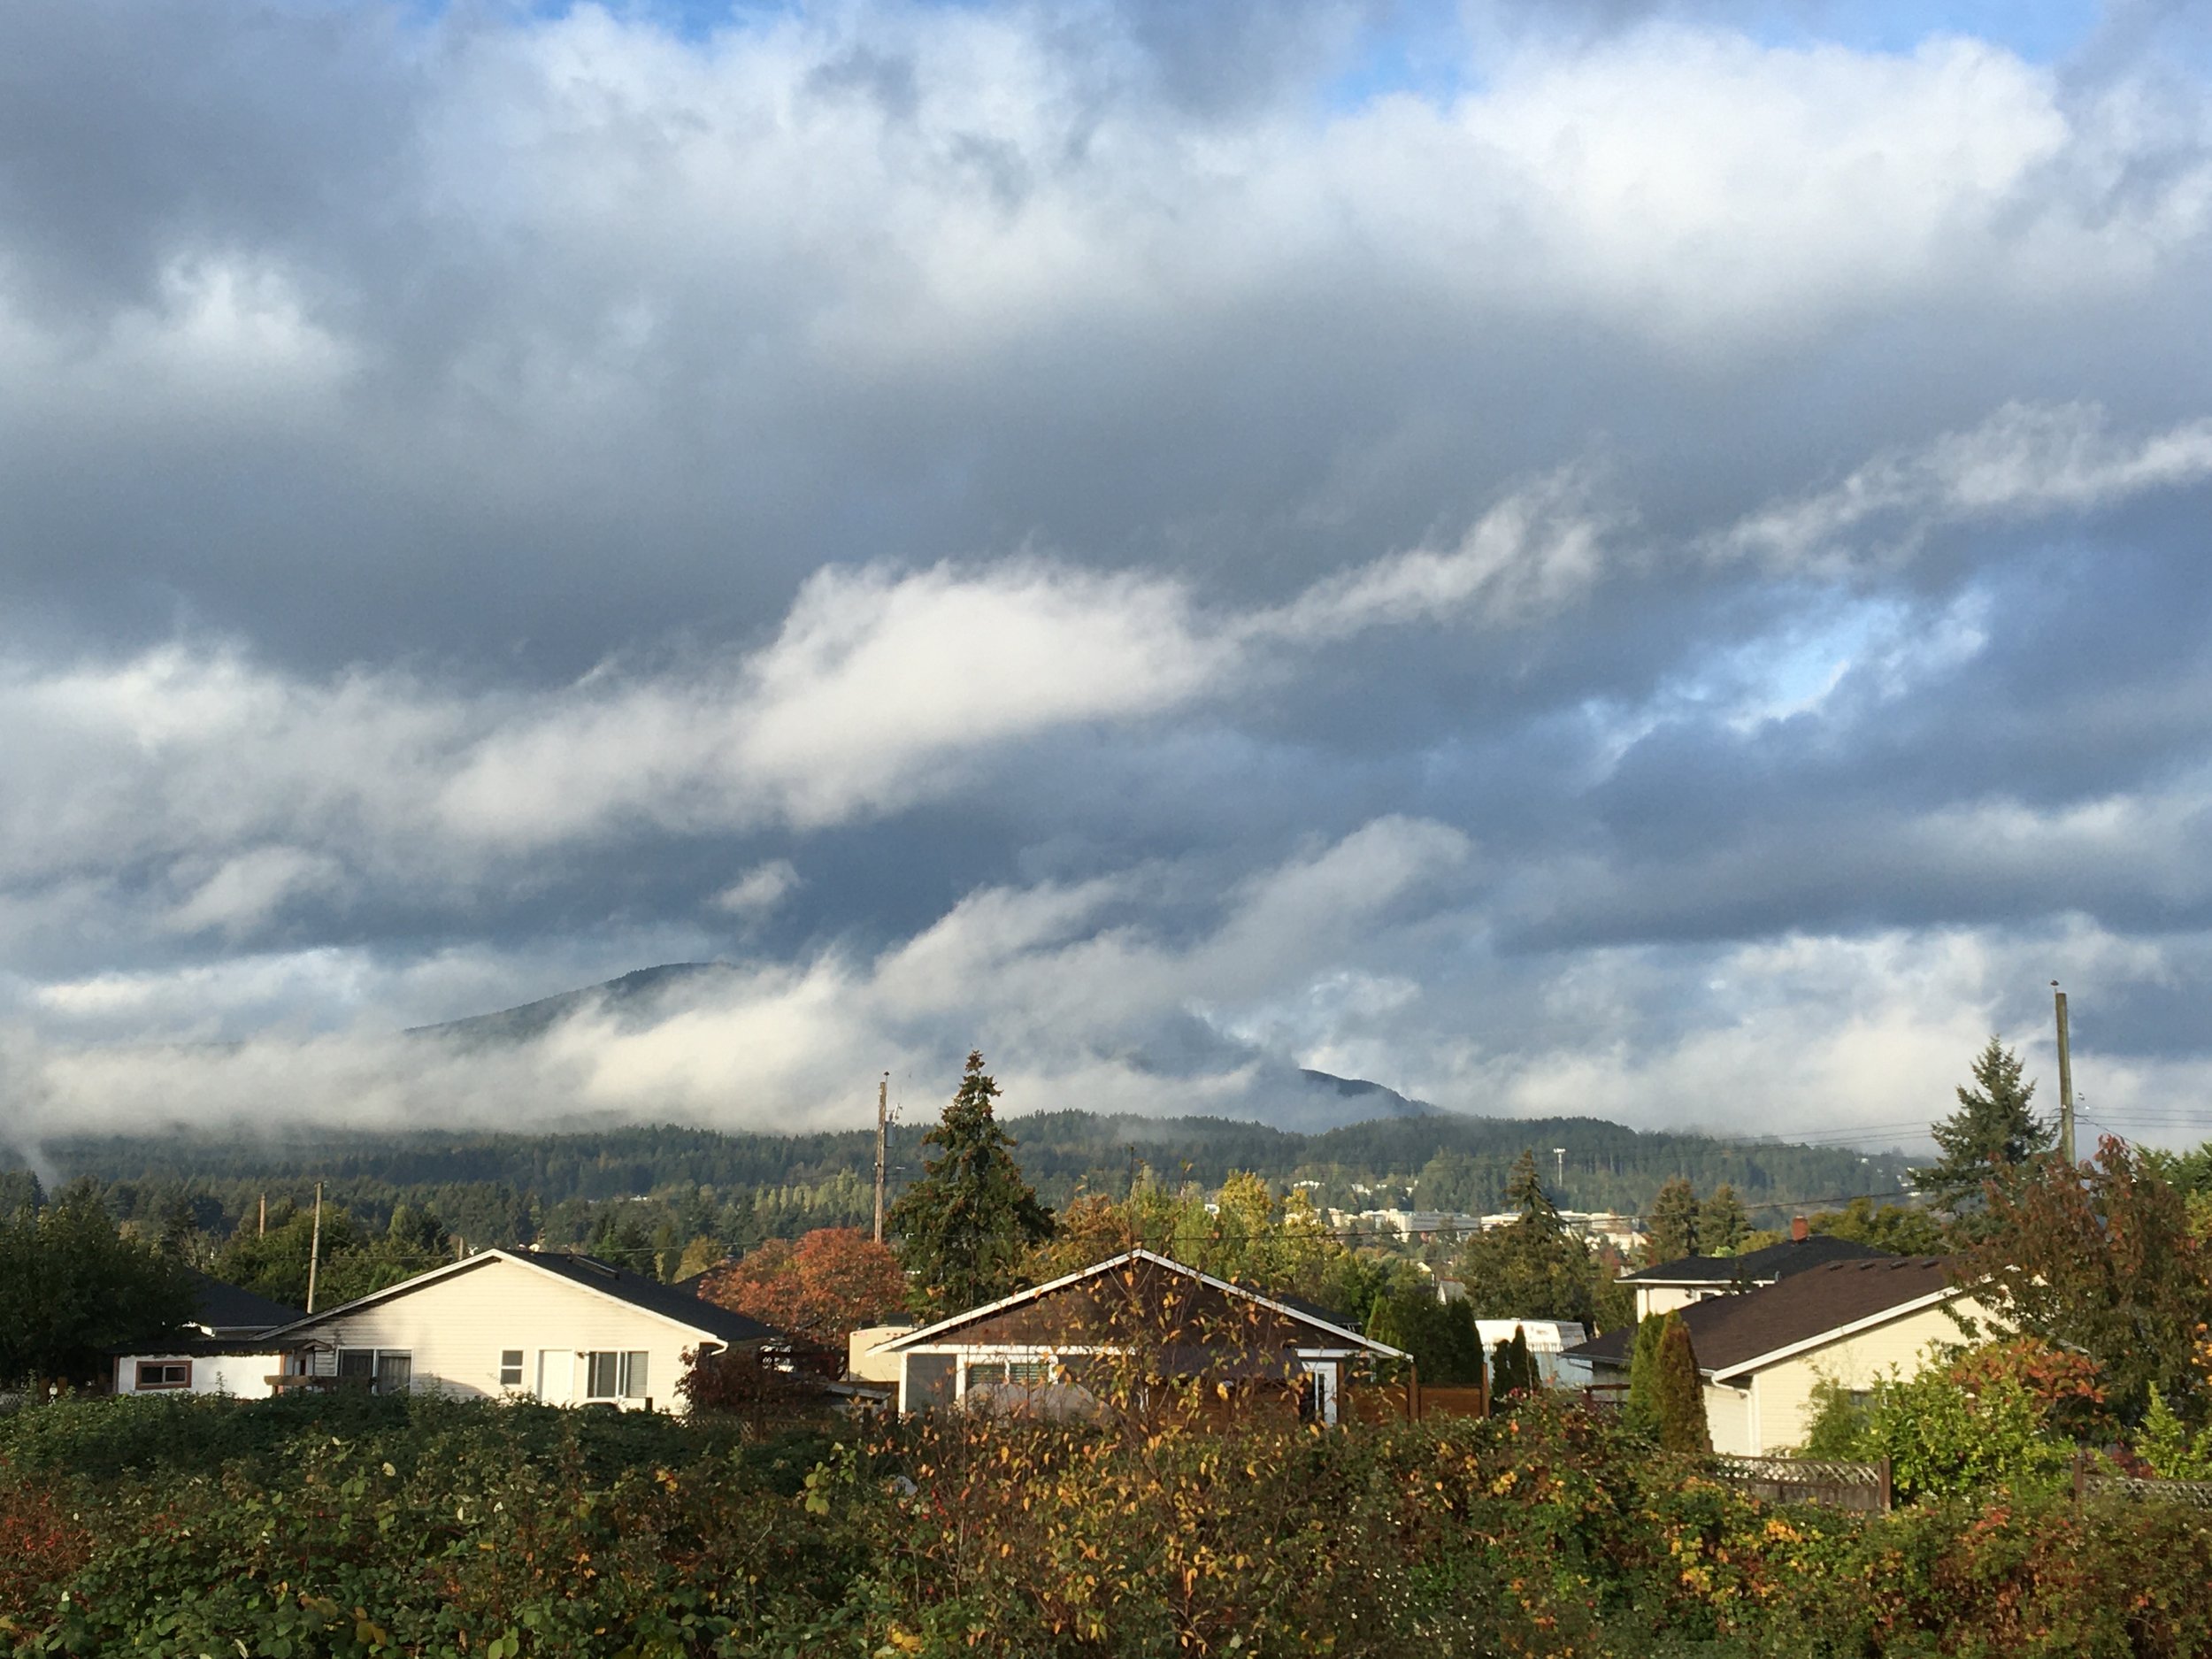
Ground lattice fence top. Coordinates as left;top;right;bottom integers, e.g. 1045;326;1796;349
2082;1472;2212;1510
1714;1454;1885;1487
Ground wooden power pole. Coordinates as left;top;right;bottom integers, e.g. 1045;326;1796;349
306;1181;324;1314
873;1073;889;1244
2053;983;2075;1164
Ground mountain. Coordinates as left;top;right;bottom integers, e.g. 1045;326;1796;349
410;963;1440;1133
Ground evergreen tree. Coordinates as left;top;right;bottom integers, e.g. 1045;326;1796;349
1459;1150;1601;1324
1622;1311;1667;1437
1701;1185;1749;1255
1653;1312;1710;1453
1507;1325;1536;1394
889;1051;1054;1314
1646;1178;1700;1263
1912;1037;2055;1217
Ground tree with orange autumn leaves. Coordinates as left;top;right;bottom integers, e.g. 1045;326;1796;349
695;1225;910;1345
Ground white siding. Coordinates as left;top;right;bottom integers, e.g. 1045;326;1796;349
292;1256;719;1413
114;1352;291;1400
1739;1294;1994;1454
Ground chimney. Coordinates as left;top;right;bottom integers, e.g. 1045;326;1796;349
1790;1215;1809;1243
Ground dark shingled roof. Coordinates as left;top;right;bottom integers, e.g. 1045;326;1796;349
1618;1234;1895;1287
190;1269;305;1335
1566;1256;1962;1377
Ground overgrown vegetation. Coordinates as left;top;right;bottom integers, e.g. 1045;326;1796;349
4;1389;2209;1657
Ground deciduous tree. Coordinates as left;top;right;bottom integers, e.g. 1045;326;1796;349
1955;1135;2209;1422
1459;1150;1601;1324
0;1183;196;1388
698;1227;909;1346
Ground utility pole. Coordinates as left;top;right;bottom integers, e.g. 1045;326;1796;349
306;1181;324;1315
872;1073;889;1244
2053;982;2075;1164
257;1194;266;1237
1553;1148;1567;1191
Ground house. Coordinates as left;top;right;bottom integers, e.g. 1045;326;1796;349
878;1248;1406;1425
1562;1256;1993;1455
252;1248;780;1411
112;1269;315;1399
1618;1225;1896;1320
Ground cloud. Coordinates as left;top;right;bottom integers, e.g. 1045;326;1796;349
4;4;2212;1155
1719;402;2212;572
712;859;801;918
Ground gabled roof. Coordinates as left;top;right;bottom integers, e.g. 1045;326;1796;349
880;1248;1407;1360
1619;1235;1895;1286
265;1249;780;1348
189;1269;305;1335
1565;1256;1965;1379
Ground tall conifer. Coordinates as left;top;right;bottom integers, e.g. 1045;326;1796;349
888;1051;1053;1314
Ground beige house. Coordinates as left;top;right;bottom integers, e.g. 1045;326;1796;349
262;1248;779;1412
1566;1256;1993;1455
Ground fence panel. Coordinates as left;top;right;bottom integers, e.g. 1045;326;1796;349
2078;1469;2212;1510
1711;1453;1892;1513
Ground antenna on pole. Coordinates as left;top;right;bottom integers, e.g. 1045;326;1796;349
2053;982;2075;1164
873;1072;890;1244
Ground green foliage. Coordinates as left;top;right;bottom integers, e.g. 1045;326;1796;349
1652;1312;1709;1454
0;1183;196;1388
1954;1135;2210;1423
1623;1312;1667;1438
7;1391;2211;1657
1365;1286;1486;1386
1456;1151;1604;1324
889;1051;1053;1314
2139;1386;2212;1481
1487;1329;1538;1406
1808;1363;2075;1502
1807;1195;1948;1255
1911;1035;2054;1219
1647;1177;1701;1262
1701;1184;1748;1255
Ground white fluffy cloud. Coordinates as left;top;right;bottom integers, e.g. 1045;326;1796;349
5;3;2212;1151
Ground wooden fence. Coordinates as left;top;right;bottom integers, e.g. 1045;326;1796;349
2075;1454;2212;1510
1710;1453;1892;1513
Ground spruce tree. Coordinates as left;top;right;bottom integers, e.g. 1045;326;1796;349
1911;1036;2054;1217
888;1051;1054;1314
1701;1185;1749;1255
1646;1178;1701;1263
1653;1312;1710;1453
1506;1325;1537;1394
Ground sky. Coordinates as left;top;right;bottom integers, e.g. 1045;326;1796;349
4;0;2212;1154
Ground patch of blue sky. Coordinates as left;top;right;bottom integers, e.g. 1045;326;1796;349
1719;0;2106;63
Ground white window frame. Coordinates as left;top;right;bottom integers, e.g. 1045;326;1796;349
135;1359;192;1391
498;1349;525;1388
581;1349;650;1402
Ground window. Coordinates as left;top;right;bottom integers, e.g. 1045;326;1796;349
965;1357;1049;1391
336;1348;411;1394
965;1361;1008;1389
499;1350;525;1387
135;1360;191;1391
584;1351;649;1401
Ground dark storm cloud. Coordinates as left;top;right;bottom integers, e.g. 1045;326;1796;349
4;0;2212;1149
